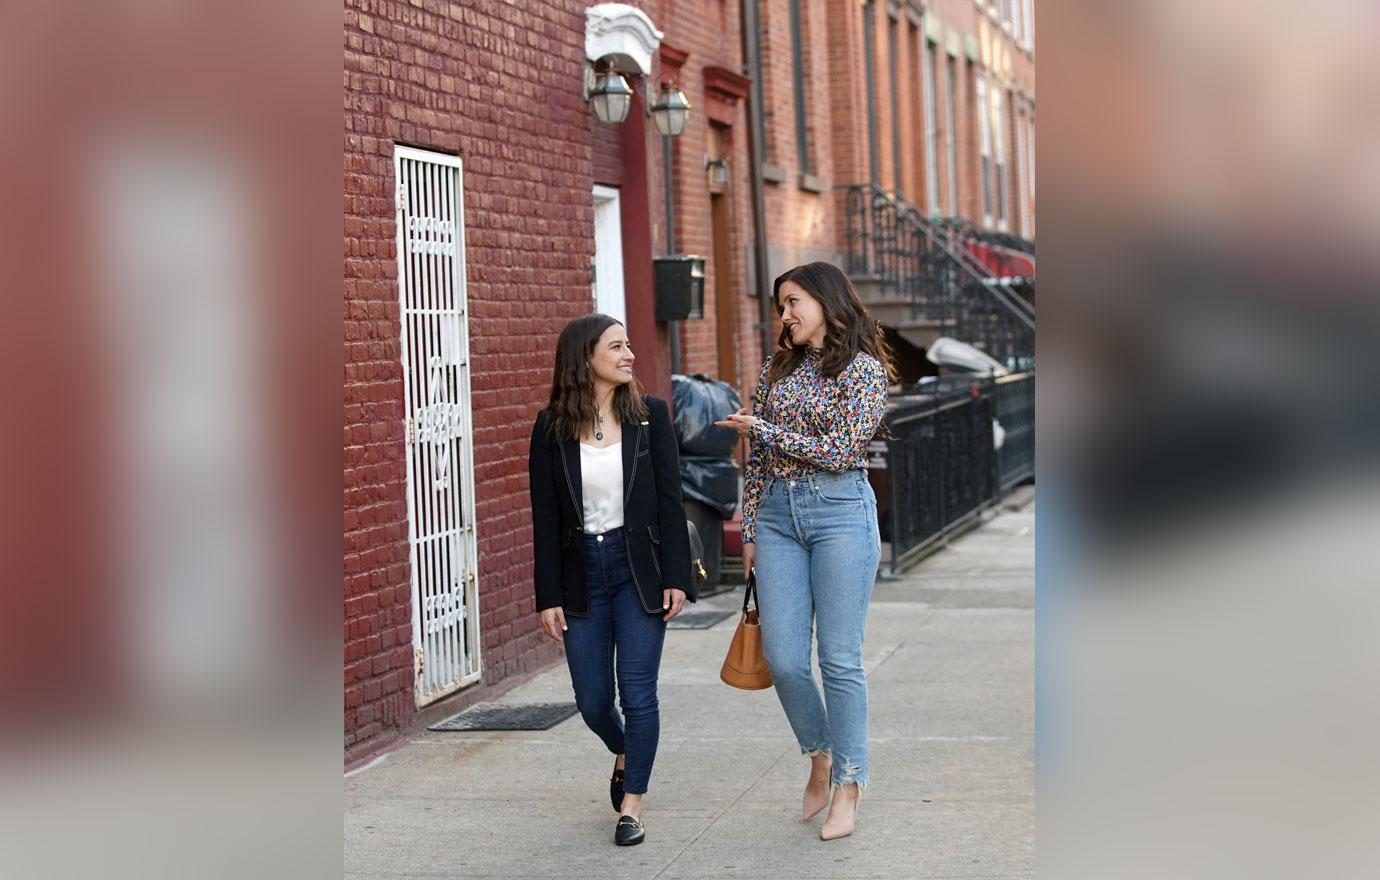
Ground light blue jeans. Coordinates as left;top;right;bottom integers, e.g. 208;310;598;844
752;469;881;787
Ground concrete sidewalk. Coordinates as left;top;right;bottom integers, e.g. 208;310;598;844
345;498;1033;879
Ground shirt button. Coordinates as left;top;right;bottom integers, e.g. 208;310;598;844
596;534;604;542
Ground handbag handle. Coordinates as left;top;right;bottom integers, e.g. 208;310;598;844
742;571;758;613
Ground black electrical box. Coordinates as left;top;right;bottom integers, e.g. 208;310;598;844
654;255;706;321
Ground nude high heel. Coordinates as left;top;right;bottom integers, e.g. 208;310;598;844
802;758;832;821
820;783;861;840
802;782;830;822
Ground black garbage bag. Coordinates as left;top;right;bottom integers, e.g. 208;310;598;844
671;373;742;458
679;456;739;518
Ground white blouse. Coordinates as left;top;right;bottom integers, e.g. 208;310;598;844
579;441;624;534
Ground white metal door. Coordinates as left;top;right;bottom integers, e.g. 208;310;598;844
394;146;481;706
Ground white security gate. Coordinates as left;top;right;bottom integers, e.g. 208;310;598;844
394;146;482;706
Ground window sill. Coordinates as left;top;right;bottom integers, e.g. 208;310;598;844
797;173;827;194
761;162;787;185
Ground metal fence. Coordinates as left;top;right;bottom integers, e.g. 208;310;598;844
995;372;1035;490
879;372;1034;573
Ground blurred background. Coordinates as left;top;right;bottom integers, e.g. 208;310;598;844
0;2;342;877
1038;1;1380;877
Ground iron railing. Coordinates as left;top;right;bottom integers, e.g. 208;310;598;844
995;372;1035;490
933;216;1035;312
933;215;1034;261
843;184;1034;369
843;184;952;321
879;372;1034;572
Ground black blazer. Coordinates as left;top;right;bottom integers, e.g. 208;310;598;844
528;394;695;616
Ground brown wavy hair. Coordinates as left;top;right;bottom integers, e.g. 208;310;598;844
766;261;897;387
543;313;649;441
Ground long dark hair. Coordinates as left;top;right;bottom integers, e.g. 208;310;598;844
543;313;649;440
766;262;896;387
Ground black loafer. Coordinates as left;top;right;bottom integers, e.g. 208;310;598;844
614;814;645;846
610;767;625;812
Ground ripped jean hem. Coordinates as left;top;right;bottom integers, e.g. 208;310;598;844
831;758;868;788
798;746;868;787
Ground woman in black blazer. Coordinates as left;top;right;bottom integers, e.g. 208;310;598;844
528;313;694;847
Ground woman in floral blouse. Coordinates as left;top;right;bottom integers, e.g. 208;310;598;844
716;261;893;841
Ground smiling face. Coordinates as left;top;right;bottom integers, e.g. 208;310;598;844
588;321;636;389
776;280;827;349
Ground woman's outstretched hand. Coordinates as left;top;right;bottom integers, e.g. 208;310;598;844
714;407;758;438
539;606;567;642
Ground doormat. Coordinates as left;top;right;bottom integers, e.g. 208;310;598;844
428;702;579;732
666;609;737;630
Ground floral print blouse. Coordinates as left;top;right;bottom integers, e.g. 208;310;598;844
741;348;889;543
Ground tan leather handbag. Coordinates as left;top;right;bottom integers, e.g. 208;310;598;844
720;572;773;690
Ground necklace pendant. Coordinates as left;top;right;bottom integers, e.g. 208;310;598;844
595;431;604;441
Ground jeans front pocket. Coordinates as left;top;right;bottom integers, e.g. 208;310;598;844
816;477;865;506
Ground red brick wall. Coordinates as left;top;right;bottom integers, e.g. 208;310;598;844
662;1;748;386
754;0;856;370
593;114;624;188
797;0;1037;233
344;0;606;765
929;0;1036;231
746;0;1036;393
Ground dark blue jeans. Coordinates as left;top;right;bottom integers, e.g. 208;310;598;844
563;527;667;795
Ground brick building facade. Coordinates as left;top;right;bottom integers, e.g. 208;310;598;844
670;0;1036;378
343;0;1035;764
344;0;683;765
658;5;760;386
924;0;1036;237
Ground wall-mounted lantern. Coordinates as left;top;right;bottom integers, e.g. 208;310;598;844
649;82;691;137
705;157;729;189
587;65;634;124
585;5;667;127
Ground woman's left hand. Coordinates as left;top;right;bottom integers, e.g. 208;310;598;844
713;408;758;438
662;588;687;622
